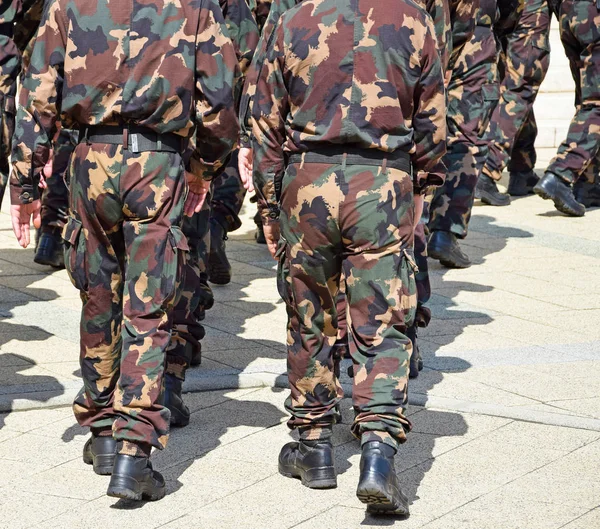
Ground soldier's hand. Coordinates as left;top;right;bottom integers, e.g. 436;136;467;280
263;221;280;259
39;149;54;190
185;173;211;217
11;201;42;248
238;147;255;192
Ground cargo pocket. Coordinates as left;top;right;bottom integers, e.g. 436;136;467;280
63;217;88;293
275;239;292;306
478;83;500;137
399;248;418;329
164;226;190;307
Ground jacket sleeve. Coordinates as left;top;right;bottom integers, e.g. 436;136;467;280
10;0;65;205
250;19;288;223
448;0;479;72
190;0;240;181
412;17;447;194
238;0;284;148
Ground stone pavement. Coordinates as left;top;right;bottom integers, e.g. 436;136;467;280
1;31;600;529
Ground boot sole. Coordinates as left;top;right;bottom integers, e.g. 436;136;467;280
170;414;190;428
107;475;166;502
33;255;65;269
278;462;337;489
428;247;471;269
357;473;409;515
83;452;115;476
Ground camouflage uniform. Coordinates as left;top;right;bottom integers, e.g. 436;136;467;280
166;0;258;382
428;0;499;239
481;0;551;183
0;0;23;209
545;0;600;186
252;0;446;449
210;0;259;235
12;0;238;456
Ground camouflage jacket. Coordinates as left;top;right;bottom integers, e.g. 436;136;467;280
0;0;22;98
239;0;300;148
251;0;447;219
448;0;480;71
11;0;239;204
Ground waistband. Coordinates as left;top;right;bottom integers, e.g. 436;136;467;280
287;146;412;173
79;125;186;154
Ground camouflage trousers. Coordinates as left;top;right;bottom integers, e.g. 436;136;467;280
482;0;551;181
429;26;499;239
508;110;538;175
68;143;188;456
40;128;76;234
279;160;417;451
547;0;600;185
0;92;16;210
210;149;246;232
165;193;213;381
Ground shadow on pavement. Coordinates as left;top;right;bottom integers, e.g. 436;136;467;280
0;248;63;430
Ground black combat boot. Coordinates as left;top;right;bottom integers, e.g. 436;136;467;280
164;374;190;427
107;454;166;501
573;180;600;208
254;211;266;244
356;441;409;515
534;172;585;217
190;343;202;367
507;170;540;196
34;230;65;269
279;440;337;489
208;218;232;285
475;174;511;206
427;230;471;269
406;325;423;379
82;434;117;475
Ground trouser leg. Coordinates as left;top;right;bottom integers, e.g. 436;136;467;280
429;30;499;238
508;110;538;174
210;150;246;232
339;165;416;451
279;162;344;443
166;194;211;380
114;148;187;455
69;144;126;435
483;0;550;181
546;5;600;184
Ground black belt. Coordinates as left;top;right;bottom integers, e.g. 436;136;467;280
288;146;412;174
79;125;186;153
0;22;13;38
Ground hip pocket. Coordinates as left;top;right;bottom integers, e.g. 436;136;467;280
63;216;88;293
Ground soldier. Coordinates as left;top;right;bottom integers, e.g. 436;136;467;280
408;0;478;378
252;0;445;514
534;0;600;217
10;0;238;501
428;0;499;268
163;0;259;426
208;0;260;285
0;0;21;210
479;0;551;201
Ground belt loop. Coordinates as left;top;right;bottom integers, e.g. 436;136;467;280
157;135;162;151
123;127;129;150
82;126;90;145
381;157;388;175
342;152;347;170
300;152;306;169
